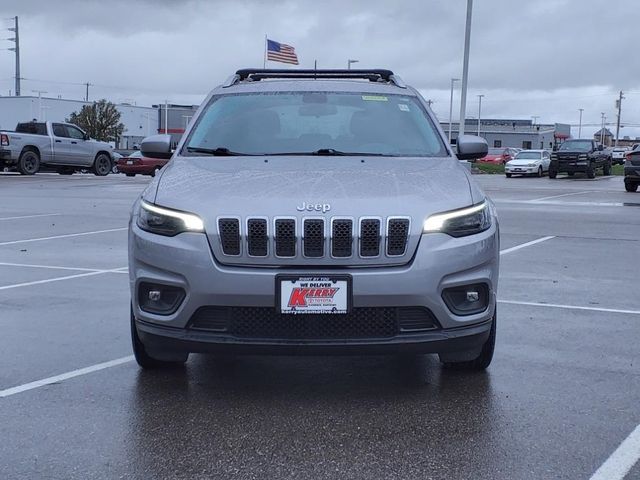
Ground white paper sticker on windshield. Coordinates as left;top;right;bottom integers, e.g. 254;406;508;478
398;104;410;112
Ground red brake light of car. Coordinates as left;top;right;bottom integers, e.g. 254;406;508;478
0;134;9;146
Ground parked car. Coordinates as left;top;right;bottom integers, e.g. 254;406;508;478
0;121;113;175
611;147;628;165
549;139;611;178
505;149;551;177
116;150;168;177
479;147;520;164
129;68;498;371
111;152;123;173
625;144;640;192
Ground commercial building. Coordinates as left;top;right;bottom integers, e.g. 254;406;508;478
155;103;200;146
443;119;571;150
0;96;159;149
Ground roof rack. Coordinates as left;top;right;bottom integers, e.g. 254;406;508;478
223;69;406;88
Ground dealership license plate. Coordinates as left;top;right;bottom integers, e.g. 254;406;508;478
278;276;351;314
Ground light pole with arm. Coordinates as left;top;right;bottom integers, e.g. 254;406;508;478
458;0;474;136
477;94;484;136
347;59;359;70
578;108;583;138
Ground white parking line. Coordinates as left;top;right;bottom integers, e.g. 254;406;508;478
0;267;128;291
0;227;127;246
529;191;591;202
498;300;640;315
0;356;134;398
0;213;61;221
499;236;555;255
0;261;104;272
590;424;640;480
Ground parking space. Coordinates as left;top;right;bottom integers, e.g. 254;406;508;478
1;172;639;479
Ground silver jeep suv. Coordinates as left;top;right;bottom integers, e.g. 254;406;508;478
129;69;498;370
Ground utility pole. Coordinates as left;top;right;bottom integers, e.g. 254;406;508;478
426;99;433;108
578;108;584;138
458;0;474;136
531;116;539;126
164;100;169;135
615;90;624;147
448;78;460;144
7;16;20;96
477;94;484;136
32;90;47;120
600;112;606;145
347;59;359;70
84;82;92;102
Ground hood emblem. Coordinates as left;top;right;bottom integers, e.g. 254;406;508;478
296;202;331;213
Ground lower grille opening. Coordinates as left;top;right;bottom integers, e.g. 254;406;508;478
188;306;440;339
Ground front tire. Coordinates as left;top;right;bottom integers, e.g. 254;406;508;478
536;166;543;177
625;181;638;192
505;173;512;178
603;161;612;176
587;162;596;179
440;312;496;371
92;153;112;176
131;307;188;369
549;167;557;179
17;150;40;175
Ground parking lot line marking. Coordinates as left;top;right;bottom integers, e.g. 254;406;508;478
0;227;127;246
0;261;103;272
529;191;591;202
590;423;640;480
499;236;555;255
0;267;128;291
498;299;640;315
0;356;134;399
0;213;61;221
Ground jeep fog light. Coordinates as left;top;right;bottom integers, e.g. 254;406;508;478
442;283;489;316
138;282;185;315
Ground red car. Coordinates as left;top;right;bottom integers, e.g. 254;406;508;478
117;150;168;177
478;147;520;164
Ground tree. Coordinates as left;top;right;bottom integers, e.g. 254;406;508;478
67;99;125;143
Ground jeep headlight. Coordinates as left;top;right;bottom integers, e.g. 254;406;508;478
423;201;491;237
137;199;204;236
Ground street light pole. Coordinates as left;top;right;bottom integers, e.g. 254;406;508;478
578;108;583;138
458;0;474;136
477;94;484;136
448;78;460;144
347;59;359;70
600;112;605;145
7;16;20;96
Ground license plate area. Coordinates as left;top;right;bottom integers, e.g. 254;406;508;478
277;275;352;314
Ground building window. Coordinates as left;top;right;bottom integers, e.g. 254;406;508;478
493;140;502;147
522;141;532;149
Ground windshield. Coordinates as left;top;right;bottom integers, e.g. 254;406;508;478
487;148;506;155
184;92;447;157
559;140;592;152
515;151;541;159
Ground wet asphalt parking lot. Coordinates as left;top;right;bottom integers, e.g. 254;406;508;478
0;171;639;480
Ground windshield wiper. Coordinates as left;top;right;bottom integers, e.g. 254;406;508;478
185;146;250;156
266;149;388;156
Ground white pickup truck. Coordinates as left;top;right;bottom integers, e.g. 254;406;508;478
0;121;114;175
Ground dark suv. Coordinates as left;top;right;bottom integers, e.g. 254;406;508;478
549;139;611;179
625;144;640;192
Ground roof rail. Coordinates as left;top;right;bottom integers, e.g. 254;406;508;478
230;69;406;88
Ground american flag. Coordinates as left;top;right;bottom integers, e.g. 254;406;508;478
266;39;299;65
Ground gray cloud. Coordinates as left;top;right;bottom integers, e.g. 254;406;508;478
1;0;639;138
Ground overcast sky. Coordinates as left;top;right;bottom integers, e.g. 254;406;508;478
1;0;639;139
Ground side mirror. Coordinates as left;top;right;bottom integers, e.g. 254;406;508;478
141;134;173;159
456;135;488;161
598;144;604;151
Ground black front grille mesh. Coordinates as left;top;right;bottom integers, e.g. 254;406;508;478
360;219;381;257
275;219;296;257
247;219;268;256
188;306;440;339
218;218;240;255
331;219;353;257
303;219;325;257
387;219;410;256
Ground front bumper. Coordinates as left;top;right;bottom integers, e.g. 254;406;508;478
505;165;537;174
0;149;13;165
129;218;499;353
552;160;589;172
118;163;154;175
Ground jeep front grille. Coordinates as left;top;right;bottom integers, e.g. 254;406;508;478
215;216;412;263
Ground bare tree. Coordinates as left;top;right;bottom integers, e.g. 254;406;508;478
67;99;125;143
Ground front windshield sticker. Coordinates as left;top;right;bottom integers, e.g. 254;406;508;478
398;104;410;112
361;95;388;101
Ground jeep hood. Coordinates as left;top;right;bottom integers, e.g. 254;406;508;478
150;156;480;219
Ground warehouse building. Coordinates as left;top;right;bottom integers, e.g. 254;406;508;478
0;96;159;149
444;119;571;150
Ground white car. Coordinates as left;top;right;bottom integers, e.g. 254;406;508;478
505;150;551;177
611;147;628;165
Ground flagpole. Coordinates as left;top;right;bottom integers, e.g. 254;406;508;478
263;34;267;68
